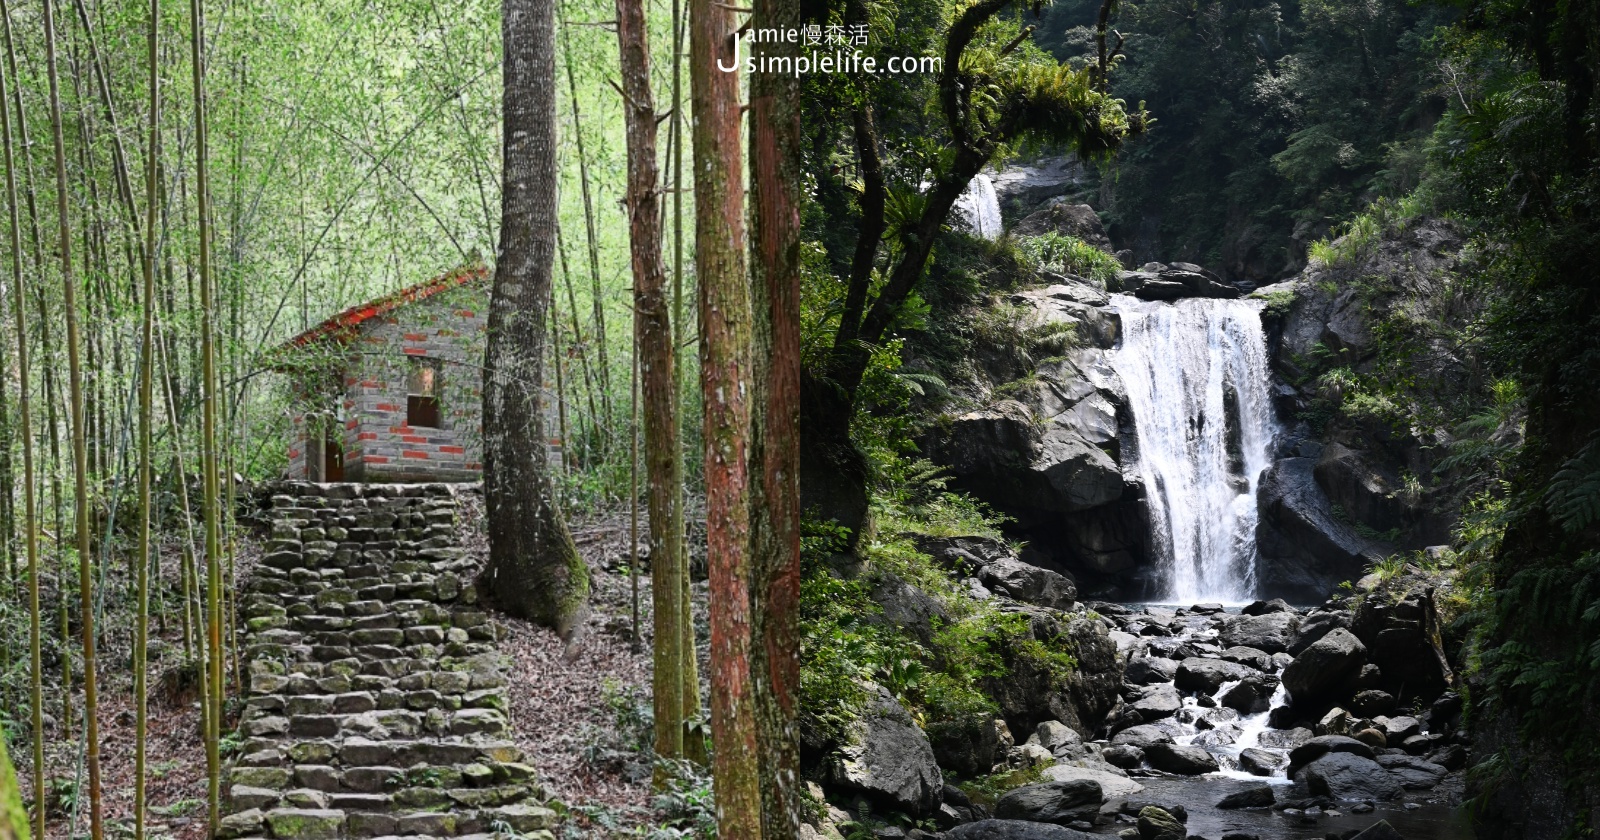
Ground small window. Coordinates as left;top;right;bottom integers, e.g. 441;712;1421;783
407;358;442;428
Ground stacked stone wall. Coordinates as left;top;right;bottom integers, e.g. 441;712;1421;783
223;482;554;840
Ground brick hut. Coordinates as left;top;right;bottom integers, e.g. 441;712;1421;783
274;265;495;483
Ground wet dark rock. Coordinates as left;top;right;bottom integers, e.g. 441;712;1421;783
979;558;1079;610
1241;598;1294;615
1218;673;1280;714
826;688;944;817
1136;805;1187;840
1104;744;1144;769
1110;723;1177;748
944;819;1099;840
1256;458;1385;602
1217;782;1277;809
1219;611;1299;654
928;716;1011;779
994;779;1104;825
1286;735;1376;777
1175;658;1256;694
1118;801;1188;822
1239;747;1287;776
1295;753;1404;801
1349;689;1396;717
1425;743;1467;770
1143;743;1220;775
1375;753;1447;789
1258;726;1313;751
1381;715;1421;742
1130;685;1183;722
1282;628;1366;704
1126;656;1180;685
1219;646;1275;672
869;572;950;648
1350;590;1454;703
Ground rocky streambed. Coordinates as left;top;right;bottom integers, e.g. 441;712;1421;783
805;558;1473;840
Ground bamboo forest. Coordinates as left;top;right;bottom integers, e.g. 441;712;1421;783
0;0;1595;835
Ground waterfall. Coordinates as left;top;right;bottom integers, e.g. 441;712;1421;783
954;173;1002;240
1109;295;1277;604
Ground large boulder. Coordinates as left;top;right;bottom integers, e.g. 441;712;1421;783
1129;685;1183;722
945;821;1098;840
1295;752;1404;801
1111;723;1177;749
1281;628;1367;705
1125;656;1179;685
991;158;1088;216
1216;782;1276;809
1375;753;1448;790
994;779;1103;825
1256;458;1386;602
825;689;943;817
1013;199;1112;251
980;558;1078;610
927;716;1010;779
1143;743;1219;775
1175;658;1257;694
1351;588;1454;703
1136;806;1187;840
1040;765;1144;798
1289;609;1351;654
1314;443;1409;535
868;572;949;648
1219;612;1299;654
981;607;1124;738
1286;734;1377;777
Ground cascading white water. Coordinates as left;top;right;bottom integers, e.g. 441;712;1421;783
1109;295;1277;604
953;173;1002;240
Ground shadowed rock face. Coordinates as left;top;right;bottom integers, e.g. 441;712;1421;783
825;688;944;817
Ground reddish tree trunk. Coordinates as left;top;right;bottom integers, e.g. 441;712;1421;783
749;0;804;832
690;0;761;831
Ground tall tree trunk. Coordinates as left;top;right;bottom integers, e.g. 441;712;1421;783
613;0;687;768
0;23;42;835
188;0;225;830
748;0;803;831
133;0;159;835
481;0;588;636
41;0;104;833
690;0;760;831
669;0;703;757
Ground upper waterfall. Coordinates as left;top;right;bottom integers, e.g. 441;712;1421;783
1109;294;1277;604
953;173;1002;240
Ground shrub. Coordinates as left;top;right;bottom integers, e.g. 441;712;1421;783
1015;232;1122;286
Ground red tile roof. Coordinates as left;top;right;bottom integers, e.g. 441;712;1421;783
278;264;489;353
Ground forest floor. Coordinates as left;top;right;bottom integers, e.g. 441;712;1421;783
13;485;696;840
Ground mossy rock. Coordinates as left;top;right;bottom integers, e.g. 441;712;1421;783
264;808;344;840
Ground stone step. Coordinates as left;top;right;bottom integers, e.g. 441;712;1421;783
220;805;556;840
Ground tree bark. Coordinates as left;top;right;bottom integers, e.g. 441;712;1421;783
613;0;687;768
748;0;804;830
481;0;588;636
690;0;761;831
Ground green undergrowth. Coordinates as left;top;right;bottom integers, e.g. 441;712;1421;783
802;332;1081;753
1014;232;1123;287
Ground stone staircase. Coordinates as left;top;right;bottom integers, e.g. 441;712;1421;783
220;482;556;840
